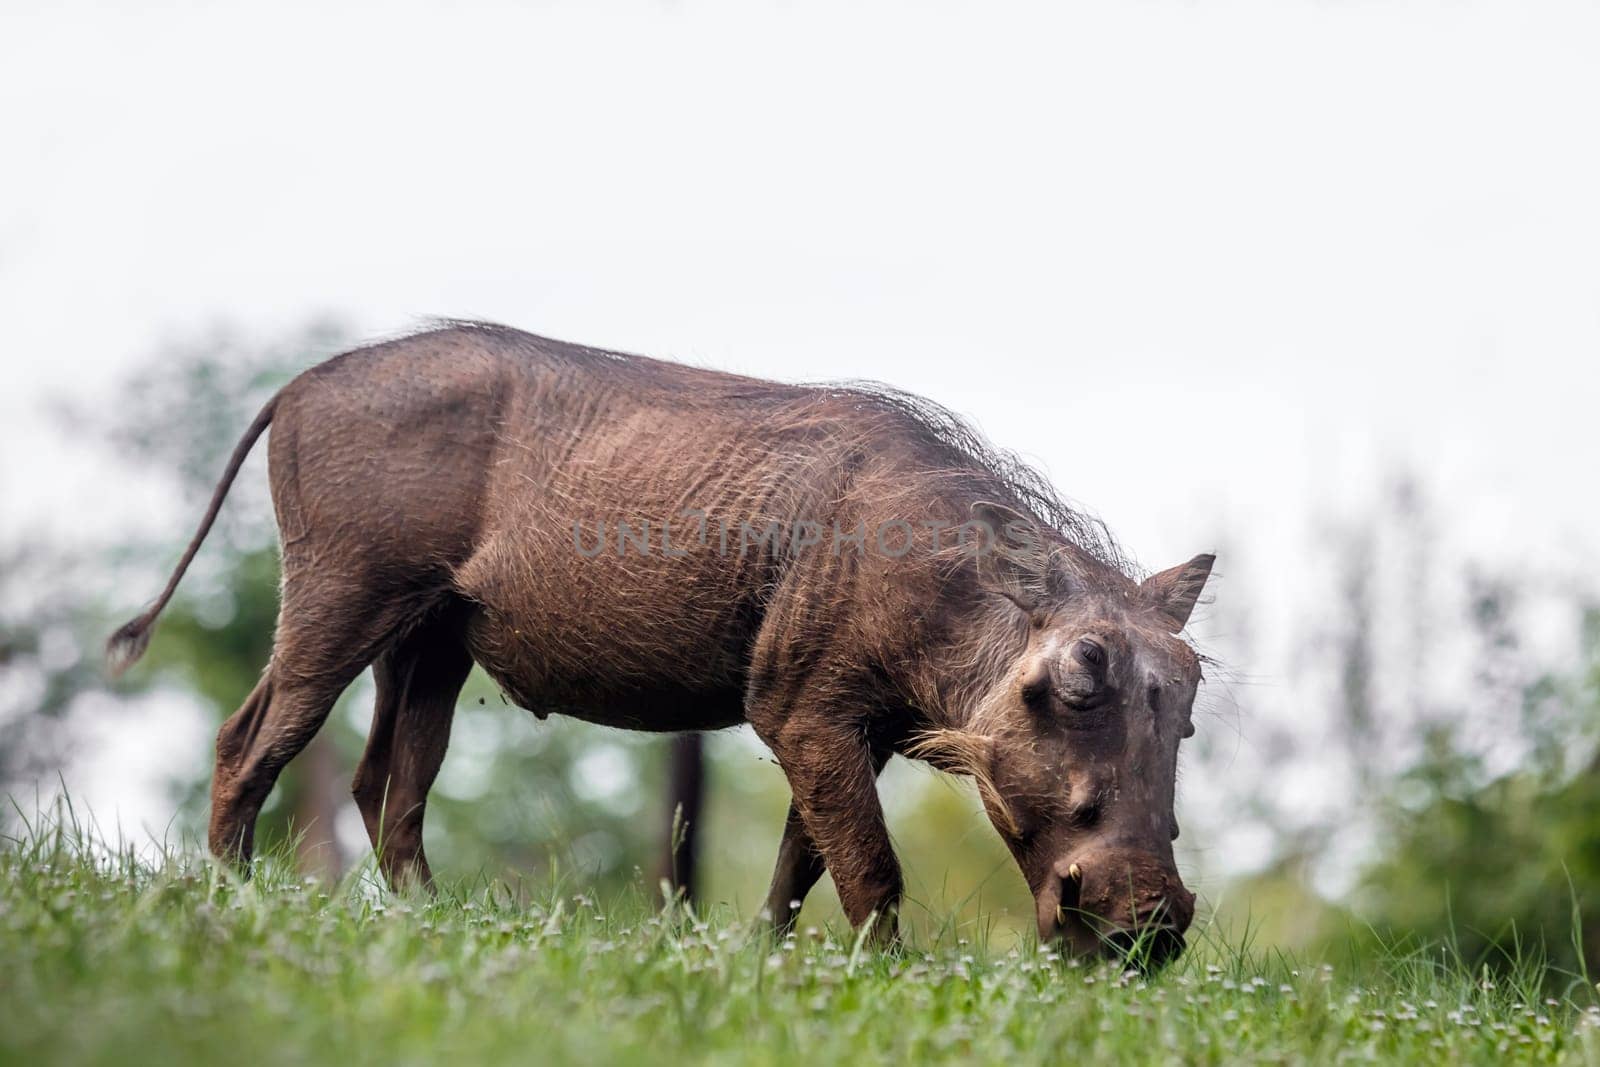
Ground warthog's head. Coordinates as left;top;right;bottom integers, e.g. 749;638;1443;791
915;510;1215;968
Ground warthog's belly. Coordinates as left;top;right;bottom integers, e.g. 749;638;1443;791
459;595;752;733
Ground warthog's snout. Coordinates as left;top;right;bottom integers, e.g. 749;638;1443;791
1035;847;1195;969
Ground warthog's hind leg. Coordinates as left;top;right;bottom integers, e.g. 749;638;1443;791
351;606;474;891
208;667;358;868
207;576;428;871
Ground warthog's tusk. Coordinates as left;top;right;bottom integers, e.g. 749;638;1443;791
1068;863;1082;881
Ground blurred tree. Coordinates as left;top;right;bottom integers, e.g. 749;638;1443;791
1204;476;1600;977
656;733;706;901
0;549;106;793
1356;605;1600;976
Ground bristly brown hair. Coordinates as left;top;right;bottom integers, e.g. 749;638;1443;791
808;381;1133;576
905;728;1020;838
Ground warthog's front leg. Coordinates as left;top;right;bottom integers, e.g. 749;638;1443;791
754;710;903;945
762;745;890;936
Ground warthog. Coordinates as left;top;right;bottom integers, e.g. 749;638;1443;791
110;322;1215;963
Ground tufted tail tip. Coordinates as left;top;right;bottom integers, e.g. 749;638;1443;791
105;614;155;678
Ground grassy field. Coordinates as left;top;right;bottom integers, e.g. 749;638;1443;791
4;811;1599;1066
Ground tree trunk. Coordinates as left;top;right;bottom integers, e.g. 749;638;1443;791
292;730;344;880
657;733;706;902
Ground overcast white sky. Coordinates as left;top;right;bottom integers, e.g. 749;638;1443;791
4;0;1599;879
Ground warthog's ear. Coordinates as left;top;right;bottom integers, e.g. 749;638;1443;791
906;728;1019;838
968;501;1052;611
1141;553;1216;632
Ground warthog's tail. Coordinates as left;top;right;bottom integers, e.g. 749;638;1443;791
105;395;278;677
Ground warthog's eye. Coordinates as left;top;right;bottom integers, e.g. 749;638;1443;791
1073;638;1106;670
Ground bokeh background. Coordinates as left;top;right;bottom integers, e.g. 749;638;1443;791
4;0;1599;968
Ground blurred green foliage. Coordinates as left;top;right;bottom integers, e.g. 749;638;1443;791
0;550;108;789
1355;610;1600;976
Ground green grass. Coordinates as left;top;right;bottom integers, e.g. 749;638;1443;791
4;808;1600;1065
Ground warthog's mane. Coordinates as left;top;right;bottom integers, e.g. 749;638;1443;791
426;319;1137;581
800;380;1135;578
